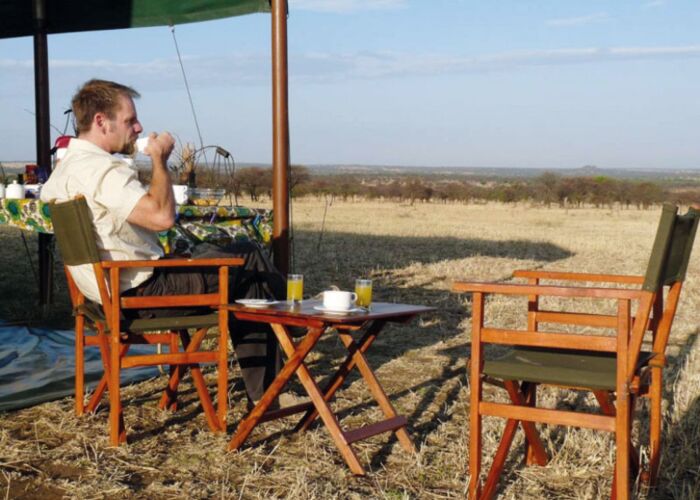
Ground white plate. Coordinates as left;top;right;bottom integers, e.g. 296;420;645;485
313;305;364;315
235;299;279;308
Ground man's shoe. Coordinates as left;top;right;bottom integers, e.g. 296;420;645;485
246;392;307;412
247;397;279;412
278;392;307;408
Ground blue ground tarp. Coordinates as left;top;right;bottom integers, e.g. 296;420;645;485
0;321;158;412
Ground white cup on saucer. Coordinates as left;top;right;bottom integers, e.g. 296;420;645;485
322;290;357;311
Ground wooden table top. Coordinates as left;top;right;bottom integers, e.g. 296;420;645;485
225;300;434;325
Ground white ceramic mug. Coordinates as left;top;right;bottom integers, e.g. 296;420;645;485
135;137;149;154
322;290;357;311
172;185;188;205
5;181;25;199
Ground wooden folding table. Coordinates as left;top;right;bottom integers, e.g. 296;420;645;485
224;300;434;475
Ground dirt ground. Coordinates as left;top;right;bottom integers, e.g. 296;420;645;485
1;200;698;499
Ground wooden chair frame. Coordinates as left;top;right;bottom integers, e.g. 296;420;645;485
453;205;698;500
51;197;243;445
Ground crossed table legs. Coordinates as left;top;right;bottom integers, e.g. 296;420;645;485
227;316;415;475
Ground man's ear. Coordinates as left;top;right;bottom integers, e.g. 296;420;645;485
94;112;107;132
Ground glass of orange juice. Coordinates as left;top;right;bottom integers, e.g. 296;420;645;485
287;274;304;304
355;279;372;309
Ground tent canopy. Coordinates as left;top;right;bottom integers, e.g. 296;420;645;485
0;0;270;39
1;0;289;284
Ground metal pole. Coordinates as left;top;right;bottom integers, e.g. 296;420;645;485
33;0;53;305
271;0;290;275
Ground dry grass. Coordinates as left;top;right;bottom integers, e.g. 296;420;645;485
1;199;699;499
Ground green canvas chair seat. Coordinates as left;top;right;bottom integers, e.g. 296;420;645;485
75;301;219;333
484;347;656;391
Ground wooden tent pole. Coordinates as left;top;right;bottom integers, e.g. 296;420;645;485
32;0;51;174
33;0;53;305
271;0;290;275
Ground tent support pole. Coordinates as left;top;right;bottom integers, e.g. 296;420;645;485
33;0;53;305
271;0;290;275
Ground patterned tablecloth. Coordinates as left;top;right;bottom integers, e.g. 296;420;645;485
0;199;272;255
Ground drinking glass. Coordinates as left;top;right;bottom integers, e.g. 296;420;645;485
287;274;304;303
355;279;372;308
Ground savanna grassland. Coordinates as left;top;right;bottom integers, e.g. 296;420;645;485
1;199;699;499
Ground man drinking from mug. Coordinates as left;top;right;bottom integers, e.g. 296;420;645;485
41;79;285;405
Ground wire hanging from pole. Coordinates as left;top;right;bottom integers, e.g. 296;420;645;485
170;25;209;166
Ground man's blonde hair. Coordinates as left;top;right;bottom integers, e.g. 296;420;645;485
72;79;140;134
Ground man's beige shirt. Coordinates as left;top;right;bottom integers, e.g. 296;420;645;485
41;138;163;303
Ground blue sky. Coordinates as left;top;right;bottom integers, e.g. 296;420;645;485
1;0;699;169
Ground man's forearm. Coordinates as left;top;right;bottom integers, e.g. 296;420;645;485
126;132;177;231
148;156;175;214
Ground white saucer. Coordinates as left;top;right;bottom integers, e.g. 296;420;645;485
235;299;279;308
313;305;363;315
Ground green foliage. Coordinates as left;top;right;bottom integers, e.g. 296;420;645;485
222;165;696;208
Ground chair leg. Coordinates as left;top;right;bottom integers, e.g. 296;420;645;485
503;381;548;466
481;418;519;500
611;393;642;500
86;340;129;414
646;366;663;486
522;382;542;466
615;391;631;500
158;331;183;411
75;316;86;416
178;328;222;433
469;372;482;499
108;337;126;445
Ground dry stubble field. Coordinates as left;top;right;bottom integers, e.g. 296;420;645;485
1;199;699;499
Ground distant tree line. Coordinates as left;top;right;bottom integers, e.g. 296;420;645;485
219;166;700;208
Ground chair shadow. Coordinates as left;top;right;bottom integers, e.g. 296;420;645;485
645;330;700;498
211;230;574;466
647;394;700;499
293;229;572;369
294;229;573;285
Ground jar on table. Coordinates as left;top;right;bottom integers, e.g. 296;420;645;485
6;180;26;199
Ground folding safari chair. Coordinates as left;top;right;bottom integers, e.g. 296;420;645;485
453;204;699;499
50;196;243;445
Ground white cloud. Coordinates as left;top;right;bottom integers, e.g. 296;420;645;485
546;12;610;27
3;44;699;90
288;45;700;81
290;0;407;13
643;0;667;8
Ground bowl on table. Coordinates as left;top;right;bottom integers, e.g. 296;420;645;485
188;188;225;206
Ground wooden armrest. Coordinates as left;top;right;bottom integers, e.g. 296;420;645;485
121;293;221;309
513;270;644;285
102;257;244;269
452;281;645;300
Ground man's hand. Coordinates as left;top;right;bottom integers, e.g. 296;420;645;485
128;131;176;231
144;132;175;161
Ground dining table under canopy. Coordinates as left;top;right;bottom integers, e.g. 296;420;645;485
0;0;292;303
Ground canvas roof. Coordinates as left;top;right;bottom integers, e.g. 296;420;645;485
0;0;270;39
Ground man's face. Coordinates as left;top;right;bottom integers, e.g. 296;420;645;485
106;95;143;155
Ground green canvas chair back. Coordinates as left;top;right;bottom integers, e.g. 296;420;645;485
49;197;101;266
642;204;700;292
